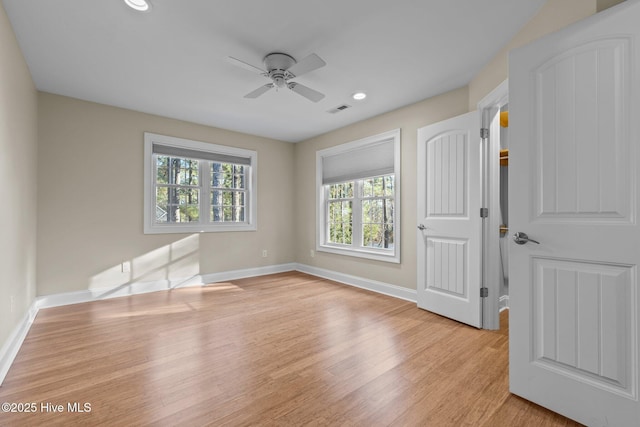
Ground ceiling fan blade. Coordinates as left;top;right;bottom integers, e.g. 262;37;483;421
227;56;267;74
287;53;326;77
244;84;274;99
288;82;325;103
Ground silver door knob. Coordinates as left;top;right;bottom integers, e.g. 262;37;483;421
417;224;427;231
513;231;539;245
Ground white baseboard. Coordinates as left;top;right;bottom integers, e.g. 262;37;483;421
202;263;297;284
36;263;298;310
1;262;414;386
0;301;38;386
295;263;417;303
36;277;203;309
499;295;509;311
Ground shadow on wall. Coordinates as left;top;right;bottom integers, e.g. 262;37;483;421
88;234;201;299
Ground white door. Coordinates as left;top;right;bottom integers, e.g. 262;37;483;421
509;1;640;425
417;111;482;328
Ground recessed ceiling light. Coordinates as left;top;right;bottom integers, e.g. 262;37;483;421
352;92;367;100
124;0;151;12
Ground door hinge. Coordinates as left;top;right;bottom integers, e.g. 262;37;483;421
480;207;488;218
480;287;488;298
480;128;489;139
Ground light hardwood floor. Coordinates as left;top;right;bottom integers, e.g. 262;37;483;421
0;272;581;426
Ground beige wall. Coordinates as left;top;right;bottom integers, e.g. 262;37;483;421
468;0;597;110
294;87;469;289
0;4;38;349
37;93;295;295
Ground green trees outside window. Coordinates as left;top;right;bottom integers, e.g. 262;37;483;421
327;175;394;249
155;156;247;225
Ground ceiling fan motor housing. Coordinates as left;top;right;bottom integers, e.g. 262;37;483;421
264;53;296;87
232;51;325;102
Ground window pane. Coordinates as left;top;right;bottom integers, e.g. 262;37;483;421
328;200;352;245
327;182;354;245
155;187;199;223
363;178;372;198
234;207;245;222
384;175;394;196
343;224;352;244
341;201;352;221
363;199;383;223
211;206;222;222
362;175;394;199
215;205;244;222
210;190;246;222
385;224;394;248
233;173;245;190
156;156;169;184
363;222;394;249
375;176;385;196
329;182;353;199
362;197;393;249
328;201;337;222
332;224;339;243
385;199;394;224
212;162;247;190
335;224;349;245
211;191;245;207
234;191;245;206
222;206;232;221
363;223;382;248
156;156;198;186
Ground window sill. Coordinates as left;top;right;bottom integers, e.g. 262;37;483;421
317;244;400;264
144;223;257;234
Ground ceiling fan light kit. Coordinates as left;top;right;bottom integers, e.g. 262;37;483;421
228;52;327;103
124;0;151;12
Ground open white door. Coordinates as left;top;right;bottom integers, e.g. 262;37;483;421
509;1;640;425
417;111;482;328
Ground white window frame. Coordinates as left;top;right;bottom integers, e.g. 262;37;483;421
316;129;401;263
144;132;257;234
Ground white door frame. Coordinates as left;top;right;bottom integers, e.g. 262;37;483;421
478;80;509;330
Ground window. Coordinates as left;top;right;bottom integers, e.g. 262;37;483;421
144;133;257;234
317;129;400;263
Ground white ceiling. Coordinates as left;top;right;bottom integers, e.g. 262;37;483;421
3;0;545;142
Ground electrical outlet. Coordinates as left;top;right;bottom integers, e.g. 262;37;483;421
262;250;268;258
310;249;315;258
122;261;131;273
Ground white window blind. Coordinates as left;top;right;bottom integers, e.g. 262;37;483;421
321;138;394;184
152;143;251;165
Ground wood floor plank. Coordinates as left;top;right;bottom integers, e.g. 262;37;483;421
0;272;582;426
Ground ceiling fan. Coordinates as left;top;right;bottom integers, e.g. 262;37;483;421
227;52;326;103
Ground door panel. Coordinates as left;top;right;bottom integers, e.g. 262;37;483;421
509;1;640;424
417;112;481;328
428;132;467;217
535;38;631;222
532;257;634;397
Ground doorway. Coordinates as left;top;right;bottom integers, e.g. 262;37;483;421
479;80;508;330
415;80;510;331
498;104;509;311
